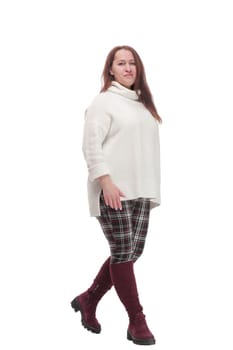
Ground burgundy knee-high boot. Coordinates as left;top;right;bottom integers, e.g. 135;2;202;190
71;257;112;333
110;261;155;345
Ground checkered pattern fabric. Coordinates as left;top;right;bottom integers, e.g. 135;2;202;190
97;193;150;263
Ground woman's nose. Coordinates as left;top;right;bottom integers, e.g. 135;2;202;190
125;63;131;71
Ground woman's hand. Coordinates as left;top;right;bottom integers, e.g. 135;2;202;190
98;175;125;210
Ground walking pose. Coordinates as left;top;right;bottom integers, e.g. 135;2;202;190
71;45;162;345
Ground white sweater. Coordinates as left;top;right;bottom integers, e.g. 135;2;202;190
82;81;161;216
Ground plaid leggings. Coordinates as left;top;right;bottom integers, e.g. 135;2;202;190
97;193;150;264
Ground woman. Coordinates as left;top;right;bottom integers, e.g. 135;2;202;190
71;45;161;345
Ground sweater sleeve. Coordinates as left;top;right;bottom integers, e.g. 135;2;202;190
82;97;112;182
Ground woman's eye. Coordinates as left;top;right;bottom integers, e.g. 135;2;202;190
117;61;135;66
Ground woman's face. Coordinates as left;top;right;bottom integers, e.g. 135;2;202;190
110;49;137;88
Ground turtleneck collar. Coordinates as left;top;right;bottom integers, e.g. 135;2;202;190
108;81;139;101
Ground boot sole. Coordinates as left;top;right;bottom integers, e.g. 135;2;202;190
71;298;101;334
127;330;156;345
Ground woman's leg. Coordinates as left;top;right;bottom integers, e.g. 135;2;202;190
71;256;112;333
131;198;151;262
110;261;155;345
98;195;155;345
98;195;150;263
98;196;134;263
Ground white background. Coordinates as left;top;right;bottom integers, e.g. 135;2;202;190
1;0;233;349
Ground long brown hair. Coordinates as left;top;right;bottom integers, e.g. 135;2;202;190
100;45;162;123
